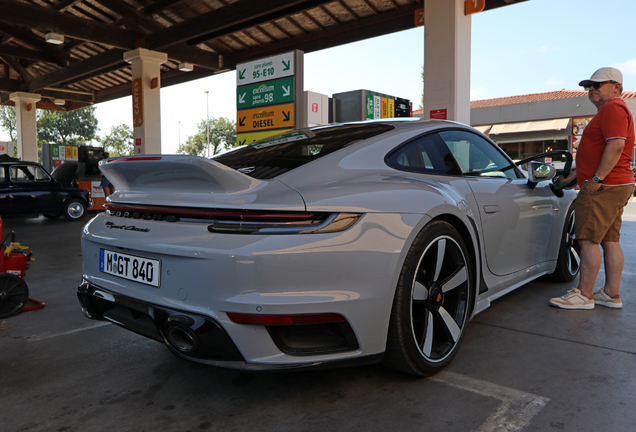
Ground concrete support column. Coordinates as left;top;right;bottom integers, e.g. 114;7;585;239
423;0;471;124
123;48;167;155
9;92;41;162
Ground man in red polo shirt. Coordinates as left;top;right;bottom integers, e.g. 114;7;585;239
551;67;635;309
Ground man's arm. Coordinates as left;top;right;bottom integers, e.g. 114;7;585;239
596;138;625;179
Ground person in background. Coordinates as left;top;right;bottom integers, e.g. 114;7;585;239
550;67;635;310
99;151;114;197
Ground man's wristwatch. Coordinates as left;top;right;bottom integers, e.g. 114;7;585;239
592;175;604;184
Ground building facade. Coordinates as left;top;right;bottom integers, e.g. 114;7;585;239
416;89;636;162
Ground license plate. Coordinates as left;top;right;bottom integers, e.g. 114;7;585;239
100;249;161;287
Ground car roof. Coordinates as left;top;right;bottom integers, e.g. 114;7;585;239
0;161;43;166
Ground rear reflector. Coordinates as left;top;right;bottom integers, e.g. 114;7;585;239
226;312;346;325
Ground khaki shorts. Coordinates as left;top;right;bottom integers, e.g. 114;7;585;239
574;184;634;243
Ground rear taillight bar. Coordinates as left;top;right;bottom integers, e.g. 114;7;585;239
104;203;318;221
104;203;362;234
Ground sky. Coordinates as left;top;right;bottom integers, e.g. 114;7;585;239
4;0;636;154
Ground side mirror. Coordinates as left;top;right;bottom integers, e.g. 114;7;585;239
527;161;556;189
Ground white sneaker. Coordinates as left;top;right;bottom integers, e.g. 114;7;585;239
593;289;622;309
550;288;594;310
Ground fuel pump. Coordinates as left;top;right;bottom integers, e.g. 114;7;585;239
77;146;107;210
45;144;107;211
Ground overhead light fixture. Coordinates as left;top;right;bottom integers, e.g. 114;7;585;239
54;99;65;106
45;32;64;45
178;62;194;72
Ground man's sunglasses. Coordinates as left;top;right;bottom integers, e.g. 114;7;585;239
584;81;616;91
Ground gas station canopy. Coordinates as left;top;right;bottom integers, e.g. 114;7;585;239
0;0;525;112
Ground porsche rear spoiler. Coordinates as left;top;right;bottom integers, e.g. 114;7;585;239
98;155;306;210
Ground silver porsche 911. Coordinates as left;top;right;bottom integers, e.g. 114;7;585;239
77;119;579;376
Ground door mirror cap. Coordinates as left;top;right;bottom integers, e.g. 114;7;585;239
527;161;556;189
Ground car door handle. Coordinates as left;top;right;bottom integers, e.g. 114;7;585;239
532;204;553;210
483;205;500;214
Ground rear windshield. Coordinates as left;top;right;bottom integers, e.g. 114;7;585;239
214;123;395;179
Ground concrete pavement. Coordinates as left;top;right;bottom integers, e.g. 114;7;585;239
2;200;636;432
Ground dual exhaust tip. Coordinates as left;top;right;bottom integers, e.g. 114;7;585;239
78;283;201;355
165;321;199;353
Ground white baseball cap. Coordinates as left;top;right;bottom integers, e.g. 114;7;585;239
579;67;623;88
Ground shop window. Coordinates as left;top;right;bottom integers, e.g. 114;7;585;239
501;140;568;161
500;143;520;160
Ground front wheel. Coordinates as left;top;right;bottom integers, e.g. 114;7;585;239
548;203;580;282
63;199;87;222
384;220;473;376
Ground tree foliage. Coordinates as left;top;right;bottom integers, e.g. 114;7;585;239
177;117;236;157
0;105;100;160
37;106;99;146
0;106;18;155
101;123;134;156
0;106;17;141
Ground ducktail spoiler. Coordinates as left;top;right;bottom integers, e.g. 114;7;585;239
98;155;306;210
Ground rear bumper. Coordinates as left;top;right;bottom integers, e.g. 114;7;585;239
77;280;382;371
78;280;246;364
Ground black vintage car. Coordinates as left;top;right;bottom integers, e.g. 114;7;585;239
0;159;91;221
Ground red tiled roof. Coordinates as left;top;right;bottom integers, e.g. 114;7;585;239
412;90;636;114
471;89;636;108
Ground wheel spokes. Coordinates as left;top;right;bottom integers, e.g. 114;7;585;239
422;310;434;357
433;238;446;281
419;306;462;357
568;246;581;274
413;281;428;301
5;280;21;294
566;212;579;275
440;266;467;293
438;306;461;342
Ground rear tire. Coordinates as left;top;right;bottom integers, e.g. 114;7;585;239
63;199;86;222
384;220;473;376
0;273;29;319
548;203;579;282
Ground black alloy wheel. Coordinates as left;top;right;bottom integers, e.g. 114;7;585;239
0;273;29;319
384;220;472;376
549;204;580;282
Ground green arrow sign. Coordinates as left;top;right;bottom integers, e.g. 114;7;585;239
236;51;295;85
237;77;294;110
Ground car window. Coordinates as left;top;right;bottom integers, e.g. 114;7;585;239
9;165;51;182
438;130;521;179
0;167;5;182
214;123;395;179
386;133;462;175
